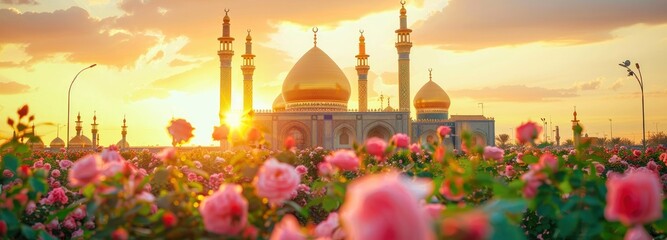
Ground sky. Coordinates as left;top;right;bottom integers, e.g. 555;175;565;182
0;0;666;147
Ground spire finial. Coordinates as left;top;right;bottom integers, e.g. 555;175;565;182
428;68;433;81
312;27;319;46
93;110;97;123
359;29;364;36
123;115;127;126
77;112;81;121
401;0;406;6
224;8;229;16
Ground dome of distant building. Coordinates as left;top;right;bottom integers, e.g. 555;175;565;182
69;135;92;148
281;46;350;111
50;137;65;149
414;78;450;120
27;137;45;149
117;139;130;149
272;93;286;111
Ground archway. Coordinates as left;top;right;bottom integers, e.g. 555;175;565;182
280;122;310;149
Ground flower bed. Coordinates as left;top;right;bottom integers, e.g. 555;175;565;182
2;106;667;240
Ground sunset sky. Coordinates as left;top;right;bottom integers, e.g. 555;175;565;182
1;0;666;147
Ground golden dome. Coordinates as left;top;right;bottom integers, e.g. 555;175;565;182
272;93;286;111
69;135;92;148
50;137;65;149
282;46;350;111
414;80;451;111
117;139;130;149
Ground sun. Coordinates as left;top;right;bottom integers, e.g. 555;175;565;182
224;111;243;129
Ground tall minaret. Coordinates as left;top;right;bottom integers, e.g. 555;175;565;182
120;116;128;149
356;30;370;112
395;1;413;111
218;9;235;124
572;107;581;146
241;29;255;115
75;113;82;137
91;112;98;148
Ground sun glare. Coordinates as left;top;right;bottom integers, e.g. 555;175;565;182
225;111;243;129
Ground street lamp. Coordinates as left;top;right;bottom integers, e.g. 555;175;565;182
540;117;548;142
618;60;645;150
67;64;97;149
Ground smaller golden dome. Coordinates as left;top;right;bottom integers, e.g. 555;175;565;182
414;79;450;111
273;94;286;111
69;135;93;148
50;137;65;149
117;139;130;149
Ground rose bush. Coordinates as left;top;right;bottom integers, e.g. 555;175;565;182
1;105;667;239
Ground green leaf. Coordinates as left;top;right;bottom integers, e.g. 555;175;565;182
323;197;340;212
2;154;19;173
558;212;579;238
21;224;36;239
29;177;48;194
38;230;57;240
86;201;99;219
154;169;169;185
558;179;572;194
47;205;79;222
284;201;309;218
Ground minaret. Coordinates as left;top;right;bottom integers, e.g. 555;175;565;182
356;30;370;111
91;112;98;148
241;29;255;115
120;116;128;149
572;107;581;146
555;126;561;146
217;9;234;149
395;1;412;111
75;113;82;137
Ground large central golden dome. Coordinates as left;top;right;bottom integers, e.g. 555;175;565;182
414;74;451;121
282;46;350;111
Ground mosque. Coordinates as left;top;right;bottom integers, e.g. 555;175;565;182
32;112;131;151
214;2;496;150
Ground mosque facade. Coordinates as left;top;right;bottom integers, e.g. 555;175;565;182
215;3;495;150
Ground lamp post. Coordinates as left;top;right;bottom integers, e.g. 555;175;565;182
609;119;613;140
618;60;645;150
540;117;548;142
67;64;96;149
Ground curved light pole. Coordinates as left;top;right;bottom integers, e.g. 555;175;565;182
618;60;645;150
67;64;97;149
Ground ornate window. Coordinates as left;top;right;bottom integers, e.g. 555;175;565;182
340;131;350;145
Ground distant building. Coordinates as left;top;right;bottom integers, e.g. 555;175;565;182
214;3;495;150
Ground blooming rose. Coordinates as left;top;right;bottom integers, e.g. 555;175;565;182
69;154;104;186
101;149;125;163
71;229;84;239
326;150;360;171
63;217;77;230
315;213;345;240
410;143;421;154
516;121;542;145
424;203;445;220
605;169;662;226
318;162;335;176
112;228;128;240
504;165;516;177
103;161;125;177
295;165;308;176
199;184;248;235
167;118;195;145
70;207;86;220
440;211;491;240
270;214;306;240
50;169;61;178
594;162;606;176
340;172;433;240
162;212;178;228
2;169;13;178
47;187;68;205
483;146;504;162
284;136;296;150
365;137;387;160
437;126;452;138
538;152;558;172
624;225;651;240
632;149;642;157
254;159;300;205
521;171;543;199
660;153;667;165
156;147;176;163
391;133;410;148
25;201;36;215
59;160;73;169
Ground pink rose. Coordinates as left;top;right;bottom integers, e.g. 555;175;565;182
270;214;306;240
391;133;410;148
51;169;61;178
646;161;659;175
254;159;300;205
71;229;84;239
504;165;516;177
25;201;36;215
483;146;504;162
157;147;177;163
103;161;125;177
315;212;345;240
632;149;642;157
521;171;543;199
440;177;465;201
538;152;558;172
340;172;433;240
609;155;622;163
136;191;155;202
59;160;73;169
69;154;104;187
326;150;360;171
167;118;195;145
47;187;68;205
199;184;248;235
410;143;421;154
605;169;662;225
33;160;44;169
43;163;51;171
440;211;491;240
70;207;86;220
365;137;387;160
659;153;667;165
516;121;542;145
2;169;13;178
424;203;445;220
437;126;451;138
318;162;335;176
624;225;651;240
63;217;77;230
101;149;125;163
295;165;308;176
594;162;606;176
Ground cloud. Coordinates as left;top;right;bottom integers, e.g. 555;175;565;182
449;85;578;102
0;81;30;94
127;87;170;101
1;0;37;5
414;0;667;50
0;7;157;67
610;78;625;91
574;78;603;91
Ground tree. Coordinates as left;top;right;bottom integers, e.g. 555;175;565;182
496;134;510;148
648;131;667;146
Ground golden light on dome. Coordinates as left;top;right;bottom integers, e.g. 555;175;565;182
413;69;451;111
